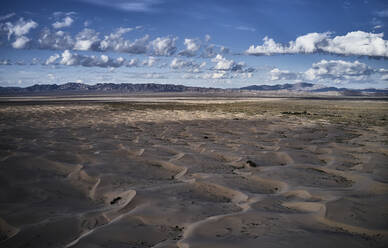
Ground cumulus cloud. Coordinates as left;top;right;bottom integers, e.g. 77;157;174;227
304;60;374;81
178;38;201;57
12;36;30;49
170;57;205;71
210;71;227;79
270;60;382;85
74;28;100;51
212;54;234;70
52;16;74;29
38;29;74;50
201;43;229;58
45;53;60;65
246;31;388;58
126;58;139;67
47;50;126;68
170;58;192;69
36;26;148;54
211;54;249;72
374;68;388;81
2;18;38;48
198;71;228;80
99;28;149;54
142;56;157;66
270;68;299;81
5;18;38;39
150;36;177;56
202;44;217;58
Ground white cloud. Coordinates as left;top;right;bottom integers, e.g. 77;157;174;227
45;53;60;65
74;28;100;51
211;71;227;79
171;58;191;69
5;18;38;39
323;32;388;58
247;31;388;58
212;54;234;70
142;56;157;66
179;38;201;57
377;68;388;81
60;50;78;65
270;68;299;81
201;44;229;58
38;29;74;50
47;73;55;80
126;58;139;67
202;44;216;58
239;72;253;78
0;13;15;21
269;60;384;86
12;36;30;49
48;50;126;68
205;34;211;42
0;59;11;65
304;60;373;81
99;27;149;53
220;46;229;54
52;16;74;29
170;57;205;71
31;58;40;65
211;54;247;72
36;25;148;54
142;73;166;79
99;28;133;50
150;36;177;56
4;18;37;48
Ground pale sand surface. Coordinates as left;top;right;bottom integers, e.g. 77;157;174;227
0;97;387;247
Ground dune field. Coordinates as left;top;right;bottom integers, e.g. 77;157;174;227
0;97;387;248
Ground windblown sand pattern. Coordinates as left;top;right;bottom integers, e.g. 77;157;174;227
0;98;387;248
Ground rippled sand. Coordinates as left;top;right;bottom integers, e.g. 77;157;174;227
0;98;387;248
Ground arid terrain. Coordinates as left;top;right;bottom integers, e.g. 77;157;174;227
0;96;387;248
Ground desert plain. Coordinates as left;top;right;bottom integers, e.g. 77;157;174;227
0;96;387;248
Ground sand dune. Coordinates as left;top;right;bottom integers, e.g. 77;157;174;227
0;98;387;247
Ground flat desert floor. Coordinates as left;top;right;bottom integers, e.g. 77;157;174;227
0;97;387;248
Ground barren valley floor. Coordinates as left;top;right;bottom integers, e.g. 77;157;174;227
0;97;387;248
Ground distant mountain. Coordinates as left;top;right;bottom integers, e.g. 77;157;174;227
0;82;387;96
240;83;388;95
240;82;315;91
0;82;223;95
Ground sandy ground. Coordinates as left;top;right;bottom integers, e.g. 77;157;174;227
0;97;387;248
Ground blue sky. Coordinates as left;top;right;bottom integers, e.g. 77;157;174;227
0;0;387;88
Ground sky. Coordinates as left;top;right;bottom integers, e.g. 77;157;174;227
0;0;387;89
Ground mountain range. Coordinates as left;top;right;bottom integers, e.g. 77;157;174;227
0;82;387;96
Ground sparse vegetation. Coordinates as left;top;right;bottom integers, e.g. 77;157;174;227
105;99;388;127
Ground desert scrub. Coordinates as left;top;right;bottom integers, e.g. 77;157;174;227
104;99;388;127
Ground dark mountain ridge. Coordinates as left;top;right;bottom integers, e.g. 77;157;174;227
0;82;387;95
